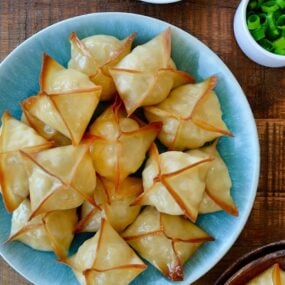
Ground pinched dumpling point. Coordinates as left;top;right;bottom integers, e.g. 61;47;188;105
40;54;96;94
110;28;194;115
21;111;71;146
22;54;102;145
144;76;233;150
22;89;101;145
134;144;211;222
9;199;77;259
0;112;52;212
76;176;143;233
67;219;146;285
187;141;238;216
113;28;171;72
122;206;213;281
89;99;161;186
68;32;136;101
21;142;96;218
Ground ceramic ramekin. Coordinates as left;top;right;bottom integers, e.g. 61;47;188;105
234;0;285;67
215;240;285;285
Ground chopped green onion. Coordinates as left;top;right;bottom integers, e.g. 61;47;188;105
272;36;285;48
274;48;285;54
261;1;279;13
276;0;285;8
273;9;282;21
266;13;280;39
259;13;268;25
249;1;258;9
277;15;285;28
251;26;266;40
247;11;256;18
259;38;274;51
267;29;281;40
247;14;261;30
247;0;285;56
277;15;285;36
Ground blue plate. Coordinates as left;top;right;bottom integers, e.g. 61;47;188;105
0;12;260;285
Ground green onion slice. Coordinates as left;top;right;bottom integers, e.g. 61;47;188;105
261;1;280;13
251;26;266;40
266;13;280;39
247;14;261;30
277;15;285;29
272;36;285;49
274;48;285;55
276;0;285;8
259;13;268;25
259;38;274;51
249;1;258;9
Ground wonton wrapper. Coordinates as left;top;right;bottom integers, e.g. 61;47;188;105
40;53;96;94
22;88;101;145
89;100;161;186
22;54;102;145
187;141;238;216
67;219;146;285
76;175;143;233
122;206;213;281
21;111;71;146
21;143;96;218
110;28;194;115
144;76;233;150
134;144;211;222
0;112;52;212
246;263;285;285
9;199;77;260
68;33;136;101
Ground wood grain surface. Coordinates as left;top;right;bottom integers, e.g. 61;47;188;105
0;0;284;284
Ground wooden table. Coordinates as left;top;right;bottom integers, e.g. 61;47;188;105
0;0;284;284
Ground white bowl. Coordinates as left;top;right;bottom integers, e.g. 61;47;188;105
234;0;285;67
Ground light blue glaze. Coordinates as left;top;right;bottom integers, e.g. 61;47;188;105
0;12;260;285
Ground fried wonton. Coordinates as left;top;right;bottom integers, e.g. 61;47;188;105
187;140;238;216
68;32;136;101
21;54;102;145
134;144;211;222
67;219;146;285
40;54;96;94
20;143;96;218
110;28;194;115
21;111;71;146
0;112;52;212
122;206;213;281
144;76;233;150
76;175;142;233
246;263;285;285
9;199;77;260
22;88;101;145
89;99;161;186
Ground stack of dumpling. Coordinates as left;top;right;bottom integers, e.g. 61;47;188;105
0;28;238;285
